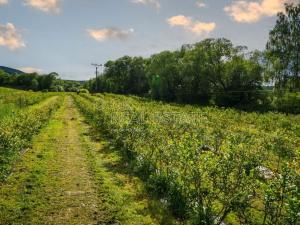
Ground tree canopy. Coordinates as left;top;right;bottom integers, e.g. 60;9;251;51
0;70;83;92
266;3;300;90
87;38;265;108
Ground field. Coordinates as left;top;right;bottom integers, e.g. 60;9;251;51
0;88;299;225
74;93;300;225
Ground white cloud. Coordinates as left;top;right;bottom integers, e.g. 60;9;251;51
0;0;8;5
25;0;61;14
19;67;43;74
87;28;134;42
131;0;160;10
167;15;192;27
224;0;293;23
167;15;216;35
196;1;206;8
0;23;26;50
190;22;216;35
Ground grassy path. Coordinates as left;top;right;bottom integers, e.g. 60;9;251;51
0;96;174;225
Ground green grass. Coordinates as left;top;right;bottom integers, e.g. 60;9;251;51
0;87;21;94
0;102;63;224
0;87;58;119
81;127;177;225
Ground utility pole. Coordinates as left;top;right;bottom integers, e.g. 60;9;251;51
91;63;102;93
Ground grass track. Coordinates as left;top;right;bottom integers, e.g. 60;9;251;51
0;96;174;225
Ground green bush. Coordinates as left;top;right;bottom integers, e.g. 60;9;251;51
78;89;89;94
73;93;300;224
0;96;62;180
272;92;300;114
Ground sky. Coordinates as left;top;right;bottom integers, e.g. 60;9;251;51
0;0;298;80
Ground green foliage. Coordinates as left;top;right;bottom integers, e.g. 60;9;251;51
78;89;89;94
271;91;300;114
0;70;57;91
266;3;300;90
0;70;83;92
147;50;183;102
0;94;62;180
30;79;39;91
54;79;84;92
74;93;300;224
0;88;57;118
86;38;265;109
87;56;149;95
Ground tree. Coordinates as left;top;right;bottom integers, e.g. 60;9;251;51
93;56;149;95
128;57;149;95
147;51;182;101
179;42;212;104
214;51;264;107
37;72;58;90
0;70;11;85
266;3;300;90
30;79;39;91
180;39;264;107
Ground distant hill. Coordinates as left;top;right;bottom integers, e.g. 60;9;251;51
0;66;24;75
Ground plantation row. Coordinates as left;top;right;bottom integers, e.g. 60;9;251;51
0;88;57;119
74;93;300;225
0;92;62;180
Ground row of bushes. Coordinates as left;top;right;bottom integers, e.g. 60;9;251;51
0;96;62;180
74;93;300;225
0;90;57;108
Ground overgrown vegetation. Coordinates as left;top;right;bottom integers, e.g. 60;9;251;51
74;93;300;225
0;88;62;180
0;88;56;118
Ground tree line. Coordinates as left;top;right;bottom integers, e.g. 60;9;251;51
0;71;84;92
85;3;300;113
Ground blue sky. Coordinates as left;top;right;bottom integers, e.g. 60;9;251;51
0;0;295;80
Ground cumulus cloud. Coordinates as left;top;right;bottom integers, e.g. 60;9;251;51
0;0;8;5
131;0;160;10
224;0;294;23
0;23;26;50
25;0;61;14
196;1;206;8
167;15;216;35
167;15;192;27
19;67;43;74
87;28;134;42
190;22;216;35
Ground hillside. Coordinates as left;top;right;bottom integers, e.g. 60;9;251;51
0;66;24;75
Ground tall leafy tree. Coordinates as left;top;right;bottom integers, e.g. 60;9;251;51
266;3;300;90
147;51;182;101
99;56;148;95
